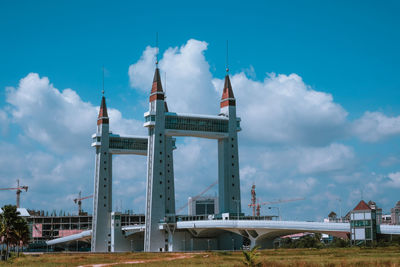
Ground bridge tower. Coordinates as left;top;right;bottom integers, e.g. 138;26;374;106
91;96;113;252
218;73;241;215
144;67;176;252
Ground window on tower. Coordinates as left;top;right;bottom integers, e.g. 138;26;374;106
145;115;156;122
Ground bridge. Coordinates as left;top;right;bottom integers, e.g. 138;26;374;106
46;219;400;250
86;66;399;252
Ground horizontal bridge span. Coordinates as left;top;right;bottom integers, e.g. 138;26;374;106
46;225;144;245
176;220;351;233
46;230;92;245
380;225;400;235
109;135;148;155
165;129;228;139
46;221;400;246
164;113;234;139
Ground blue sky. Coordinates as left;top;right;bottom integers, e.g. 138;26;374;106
0;1;399;220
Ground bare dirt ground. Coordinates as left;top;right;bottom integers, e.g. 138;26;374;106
78;253;195;267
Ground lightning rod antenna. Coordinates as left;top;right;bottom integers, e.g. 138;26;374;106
226;40;229;73
156;32;159;67
164;72;167;98
102;66;105;96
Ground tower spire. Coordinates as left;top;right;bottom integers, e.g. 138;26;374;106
149;33;165;102
97;94;109;125
149;65;164;102
220;41;235;109
220;74;235;108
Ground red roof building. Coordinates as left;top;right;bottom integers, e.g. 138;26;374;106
353;200;371;211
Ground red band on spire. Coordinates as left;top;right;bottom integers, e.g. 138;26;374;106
97;96;109;125
220;75;235;108
149;68;165;102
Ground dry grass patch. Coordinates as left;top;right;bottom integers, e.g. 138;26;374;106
0;247;398;266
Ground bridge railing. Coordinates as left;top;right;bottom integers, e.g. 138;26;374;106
173;215;278;222
165;115;229;133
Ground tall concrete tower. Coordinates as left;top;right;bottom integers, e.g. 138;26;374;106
218;74;241;215
144;67;176;252
91;96;112;252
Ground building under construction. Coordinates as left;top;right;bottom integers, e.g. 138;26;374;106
24;210;144;251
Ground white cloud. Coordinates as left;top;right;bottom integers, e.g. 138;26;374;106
281;177;317;195
0;142;94;212
213;73;348;145
129;46;158;91
6;73;143;153
129;39;218;114
173;138;218;195
296;144;354;174
129;40;400;147
332;172;363;184
129;41;349;146
0;110;8;135
0;73;145;212
352;111;400;142
113;155;146;181
380;156;400;167
259;143;354;175
385;172;400;188
108;108;146;137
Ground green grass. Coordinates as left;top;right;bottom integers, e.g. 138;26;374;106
1;247;400;266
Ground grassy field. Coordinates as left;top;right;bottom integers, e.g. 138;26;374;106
1;247;400;266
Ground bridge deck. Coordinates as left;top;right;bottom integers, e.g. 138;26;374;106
45;220;400;246
176;220;350;233
144;112;240;139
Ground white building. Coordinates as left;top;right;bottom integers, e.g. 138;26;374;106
188;196;219;216
391;201;400;225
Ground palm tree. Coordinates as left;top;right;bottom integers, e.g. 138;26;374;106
0;205;23;260
13;217;29;257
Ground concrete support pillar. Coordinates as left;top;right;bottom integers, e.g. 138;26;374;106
91;97;112;252
167;228;174;252
218;106;241;215
144;68;175;252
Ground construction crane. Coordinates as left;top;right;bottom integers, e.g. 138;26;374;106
250;184;256;216
248;198;305;217
260;198;306;206
176;180;218;214
0;179;28;208
248;184;305;217
73;191;93;215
